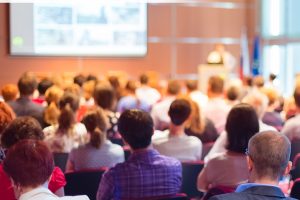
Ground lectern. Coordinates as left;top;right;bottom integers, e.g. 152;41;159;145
198;64;229;93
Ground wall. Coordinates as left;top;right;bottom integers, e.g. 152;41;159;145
0;1;255;87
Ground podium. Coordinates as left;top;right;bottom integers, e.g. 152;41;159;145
198;64;229;93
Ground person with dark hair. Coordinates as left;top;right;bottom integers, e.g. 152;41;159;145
198;103;259;192
94;82;119;139
65;107;124;172
44;92;87;153
97;109;182;200
136;73;161;106
282;86;300;141
225;85;240;107
151;80;181;130
209;131;294;200
3;139;89;200
117;80;151;113
153;99;202;161
73;74;86;87
8;72;44;126
0;117;66;199
204;75;230;133
33;78;54;105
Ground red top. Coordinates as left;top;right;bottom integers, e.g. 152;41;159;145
0;165;66;200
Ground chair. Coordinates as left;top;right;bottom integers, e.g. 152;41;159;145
201;142;214;160
181;161;204;198
53;152;69;172
291;153;300;180
65;168;107;200
290;138;300;161
290;178;300;199
202;185;236;200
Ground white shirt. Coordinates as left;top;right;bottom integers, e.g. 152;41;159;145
136;86;161;105
189;91;208;109
152;130;202;162
151;96;176;130
204;120;276;163
20;186;89;200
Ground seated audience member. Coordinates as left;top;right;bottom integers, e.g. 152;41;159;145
205;90;276;163
209;131;294;200
8;72;44;126
1;84;18;102
261;87;284;130
94;82;120;139
79;80;96;107
225;85;241;107
184;98;218;143
73;74;87;88
107;75;123;100
282;86;300;141
136;73;161;106
117;80;151;113
0;117;66;199
151;80;181;130
185;79;208;109
44;92;87;153
3;140;89;200
204;76;230;133
253;75;265;89
198;103;259;192
97;109;182;200
66;108;124;172
33;78;53;106
153;99;202;161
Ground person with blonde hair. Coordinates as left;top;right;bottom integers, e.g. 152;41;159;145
66;107;124;172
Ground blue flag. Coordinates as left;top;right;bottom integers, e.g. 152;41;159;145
252;36;260;76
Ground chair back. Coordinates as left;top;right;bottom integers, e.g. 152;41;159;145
53;152;69;172
290;178;300;199
181;161;204;198
202;185;236;200
291;138;300;161
201;142;214;160
65;168;107;200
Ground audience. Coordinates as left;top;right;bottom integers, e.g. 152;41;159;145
8;72;44;126
151;80;181;130
185;79;208;109
33;78;53;106
204;75;230;133
66;107;124;172
153;98;202;161
97;109;182;200
44;92;87;153
198;103;259;192
1;84;18;102
3;140;89;200
209;131;293;200
136;73;161;106
0;117;66;199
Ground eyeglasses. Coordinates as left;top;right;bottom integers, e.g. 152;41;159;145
245;148;249;156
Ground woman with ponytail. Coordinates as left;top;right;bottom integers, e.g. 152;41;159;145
65;107;124;172
44;92;88;153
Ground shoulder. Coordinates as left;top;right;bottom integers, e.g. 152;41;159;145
208;192;241;200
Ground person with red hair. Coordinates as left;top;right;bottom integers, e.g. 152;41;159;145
3;139;89;200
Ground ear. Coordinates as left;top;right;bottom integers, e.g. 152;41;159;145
247;155;253;172
283;161;292;176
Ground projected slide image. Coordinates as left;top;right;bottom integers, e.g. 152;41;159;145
77;28;111;46
113;31;145;46
111;4;141;24
36;29;73;46
36;6;72;24
77;6;107;24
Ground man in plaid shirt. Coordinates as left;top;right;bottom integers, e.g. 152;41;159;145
97;109;182;200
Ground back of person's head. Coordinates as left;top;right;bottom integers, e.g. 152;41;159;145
43;102;60;126
1;116;44;149
167;80;181;95
253;75;265;88
17;72;38;96
248;131;291;180
185;80;198;92
125;80;137;93
45;85;64;105
37;78;53;96
64;83;81;97
118;109;153;150
293;86;300;108
94;82;116;110
108;76;120;89
73;74;86;87
3;139;54;188
82;80;96;100
208;76;224;94
139;74;149;85
87;74;98;82
226;85;240;101
0;102;16;134
168;98;191;126
82;107;108;149
242;90;269;119
269;73;277;81
1;84;18;102
226;103;259;153
243;76;253;87
59;92;79;112
261;87;279;106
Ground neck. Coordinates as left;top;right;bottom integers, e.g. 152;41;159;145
169;123;185;136
248;172;279;186
131;146;151;153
